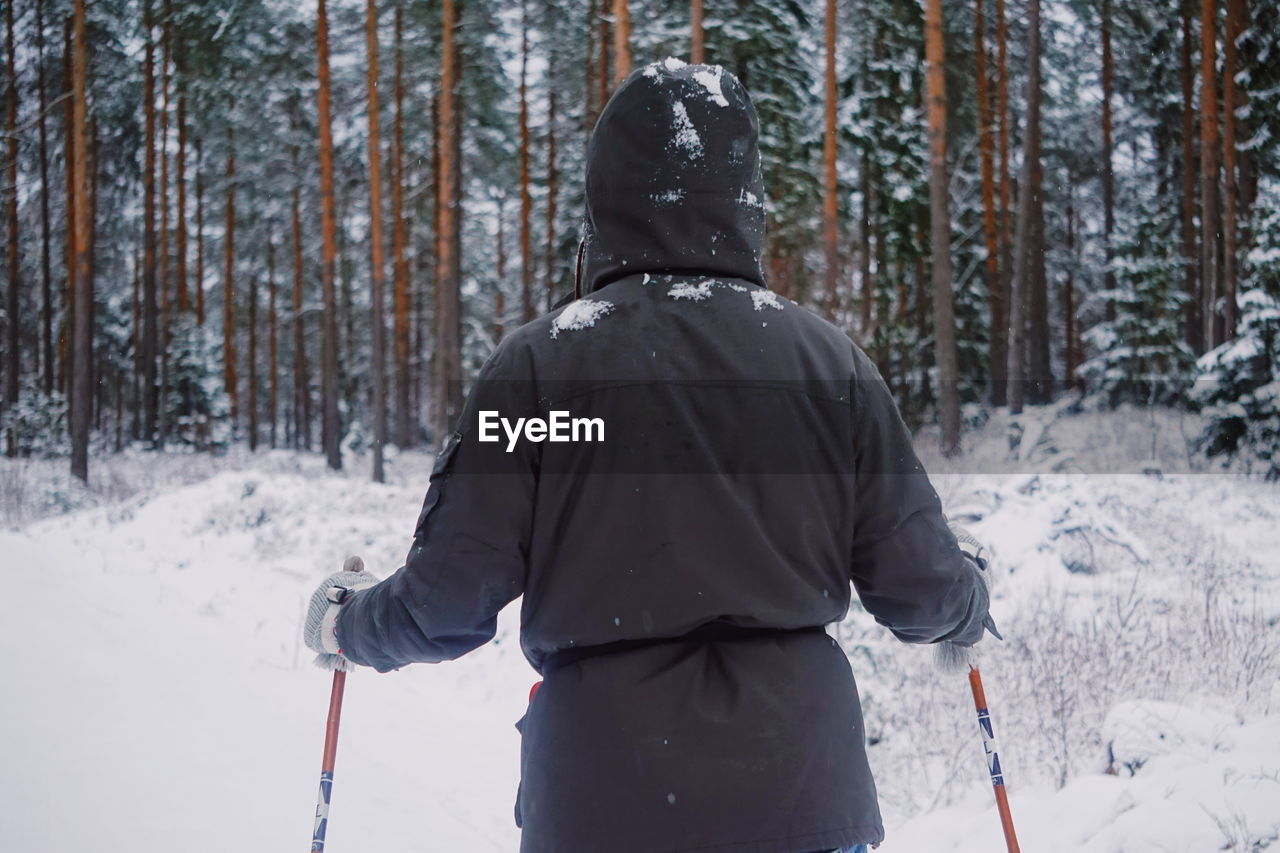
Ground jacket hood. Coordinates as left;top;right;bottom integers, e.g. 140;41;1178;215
578;58;767;294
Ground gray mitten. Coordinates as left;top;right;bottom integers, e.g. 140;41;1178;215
304;556;380;672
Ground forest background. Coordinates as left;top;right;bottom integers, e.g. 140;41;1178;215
3;0;1280;483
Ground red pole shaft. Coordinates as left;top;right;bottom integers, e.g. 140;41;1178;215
311;670;347;852
968;666;1020;853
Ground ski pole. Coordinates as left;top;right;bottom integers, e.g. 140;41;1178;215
311;667;347;852
312;556;365;853
967;666;1020;853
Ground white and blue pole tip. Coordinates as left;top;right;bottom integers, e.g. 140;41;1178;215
311;771;334;852
976;707;1005;788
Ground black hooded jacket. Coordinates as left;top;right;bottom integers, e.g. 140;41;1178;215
336;59;989;853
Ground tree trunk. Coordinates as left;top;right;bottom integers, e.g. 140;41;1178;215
1221;0;1244;338
822;0;839;322
158;4;171;447
142;0;159;443
599;4;611;104
1101;0;1116;322
223;124;238;426
5;0;20;417
317;0;342;469
366;0;387;483
519;0;534;321
859;150;873;335
1180;1;1201;353
36;0;55;396
434;0;462;441
495;195;506;341
60;18;74;398
1200;0;1221;348
976;0;1003;406
1010;0;1044;413
291;179;311;451
247;272;258;451
691;0;704;64
1065;184;1078;388
392;2;413;448
175;48;189;314
69;0;92;482
544;86;559;312
924;0;959;455
195;136;205;325
613;0;631;84
993;0;1012;406
268;240;278;449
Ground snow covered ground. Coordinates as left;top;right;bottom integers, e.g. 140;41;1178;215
4;407;1279;852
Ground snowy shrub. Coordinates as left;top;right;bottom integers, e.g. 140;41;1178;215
0;381;70;458
1193;290;1280;479
1078;207;1195;407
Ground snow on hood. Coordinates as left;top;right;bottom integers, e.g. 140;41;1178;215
579;58;767;294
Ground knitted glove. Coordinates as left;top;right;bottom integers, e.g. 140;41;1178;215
935;523;1004;672
303;556;380;672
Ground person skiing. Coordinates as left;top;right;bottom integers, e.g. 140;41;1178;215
304;58;995;853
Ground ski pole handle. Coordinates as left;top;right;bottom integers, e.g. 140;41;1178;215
968;666;1020;853
311;669;348;852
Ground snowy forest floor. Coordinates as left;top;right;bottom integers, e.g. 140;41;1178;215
4;405;1280;852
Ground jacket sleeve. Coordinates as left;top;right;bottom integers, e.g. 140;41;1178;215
335;340;538;672
848;347;988;645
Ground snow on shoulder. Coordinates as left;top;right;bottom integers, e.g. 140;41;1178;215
692;65;729;107
751;289;784;311
551;298;615;339
669;280;714;302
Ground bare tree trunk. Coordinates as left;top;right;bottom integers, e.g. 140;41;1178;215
60;18;74;397
317;0;342;469
976;0;1003;405
924;0;959;455
5;0;20;418
1101;0;1116;323
366;0;387;483
1221;0;1244;338
691;0;704;64
195;136;205;325
1064;185;1078;388
142;0;159;443
1010;0;1044;414
822;0;839;322
392;2;413;448
247;273;258;451
291;179;311;451
223;124;238;427
585;0;597;134
1180;0;1202;352
519;0;534;321
433;0;462;441
495;195;506;341
175;42;189;314
613;0;631;84
268;240;278;449
158;3;172;447
544;86;559;312
599;5;612;104
69;0;92;482
1200;0;1221;348
993;0;1012;406
37;0;55;396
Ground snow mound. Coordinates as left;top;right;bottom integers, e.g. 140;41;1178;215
669;280;714;302
692;66;728;107
750;289;783;311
